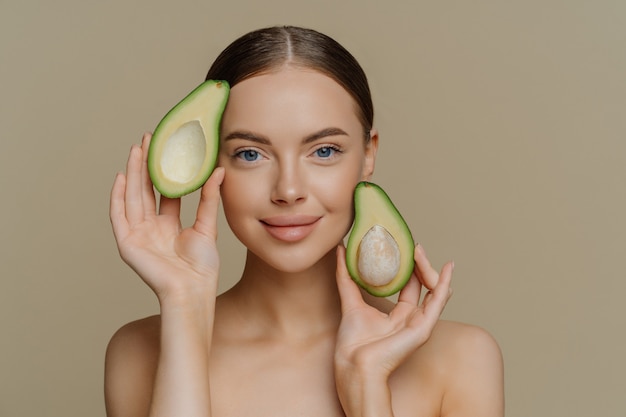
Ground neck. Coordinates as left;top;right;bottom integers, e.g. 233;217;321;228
222;248;343;341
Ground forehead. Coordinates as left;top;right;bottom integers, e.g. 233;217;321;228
220;67;362;136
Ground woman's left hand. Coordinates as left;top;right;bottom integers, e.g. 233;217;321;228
333;244;453;414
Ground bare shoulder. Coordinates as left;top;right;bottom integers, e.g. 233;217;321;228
107;314;161;349
421;320;505;416
104;315;161;417
428;319;502;362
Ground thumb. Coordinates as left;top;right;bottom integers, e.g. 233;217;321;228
335;245;365;313
193;166;225;239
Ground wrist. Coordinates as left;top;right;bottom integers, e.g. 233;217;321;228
335;362;393;417
158;286;216;331
156;278;218;312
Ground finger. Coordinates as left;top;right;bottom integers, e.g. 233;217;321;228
140;132;157;217
159;195;181;218
397;274;421;305
422;261;454;315
124;144;145;225
406;262;453;337
413;244;440;290
110;172;129;242
335;245;366;313
192;166;225;239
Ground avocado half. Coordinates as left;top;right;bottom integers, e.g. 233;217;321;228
346;182;415;297
148;80;230;198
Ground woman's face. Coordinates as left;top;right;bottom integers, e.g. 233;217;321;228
218;67;377;273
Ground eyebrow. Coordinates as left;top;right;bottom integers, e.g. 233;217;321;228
223;127;349;145
223;130;270;145
304;127;349;143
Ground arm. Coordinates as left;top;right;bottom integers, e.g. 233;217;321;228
105;318;160;417
106;133;224;417
334;244;454;417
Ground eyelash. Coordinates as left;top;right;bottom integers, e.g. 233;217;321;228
233;148;263;162
232;144;344;163
312;145;343;160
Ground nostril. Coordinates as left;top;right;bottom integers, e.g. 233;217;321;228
270;179;307;205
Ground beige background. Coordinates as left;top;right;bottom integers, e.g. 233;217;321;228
1;0;624;416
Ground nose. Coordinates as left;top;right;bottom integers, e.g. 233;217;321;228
270;159;307;205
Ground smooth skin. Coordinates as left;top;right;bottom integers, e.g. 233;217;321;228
106;67;504;417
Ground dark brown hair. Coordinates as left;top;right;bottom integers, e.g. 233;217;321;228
205;26;374;137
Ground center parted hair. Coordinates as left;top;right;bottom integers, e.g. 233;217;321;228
205;26;374;138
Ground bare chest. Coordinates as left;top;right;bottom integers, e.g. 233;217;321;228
207;337;441;417
209;338;344;417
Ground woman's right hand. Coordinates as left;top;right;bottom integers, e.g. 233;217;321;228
109;133;224;305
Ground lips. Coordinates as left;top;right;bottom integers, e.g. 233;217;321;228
260;215;321;242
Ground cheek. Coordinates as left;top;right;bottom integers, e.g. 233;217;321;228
324;182;355;212
314;167;362;222
218;151;262;213
220;172;262;229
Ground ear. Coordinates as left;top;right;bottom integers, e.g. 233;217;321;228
361;128;379;181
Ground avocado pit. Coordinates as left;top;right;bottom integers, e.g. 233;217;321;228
357;225;401;287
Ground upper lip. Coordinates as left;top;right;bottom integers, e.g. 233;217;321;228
260;215;322;227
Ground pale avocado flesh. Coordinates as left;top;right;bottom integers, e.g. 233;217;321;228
346;182;415;297
148;80;230;198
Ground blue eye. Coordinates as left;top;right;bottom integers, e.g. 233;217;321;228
236;149;261;162
315;146;337;158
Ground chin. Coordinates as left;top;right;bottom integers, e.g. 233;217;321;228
250;242;339;275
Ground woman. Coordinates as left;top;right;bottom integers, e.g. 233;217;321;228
106;26;504;417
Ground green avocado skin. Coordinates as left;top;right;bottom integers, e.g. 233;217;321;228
346;181;415;297
148;80;230;198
